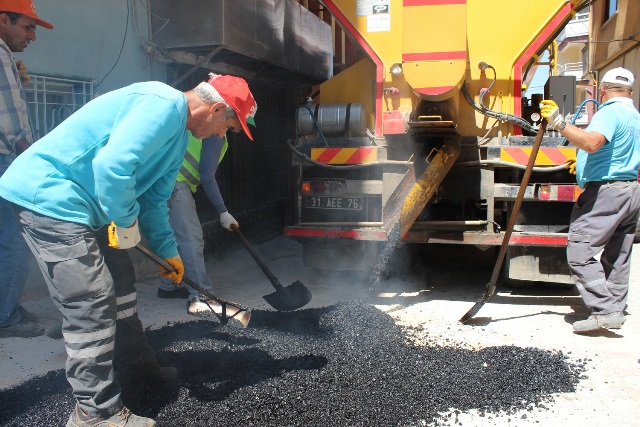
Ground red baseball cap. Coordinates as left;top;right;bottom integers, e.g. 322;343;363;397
0;0;53;29
207;74;257;141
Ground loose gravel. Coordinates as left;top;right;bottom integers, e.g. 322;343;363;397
0;301;586;426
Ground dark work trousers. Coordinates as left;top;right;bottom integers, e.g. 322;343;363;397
567;181;640;315
13;206;157;418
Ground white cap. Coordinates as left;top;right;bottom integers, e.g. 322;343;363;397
601;67;634;87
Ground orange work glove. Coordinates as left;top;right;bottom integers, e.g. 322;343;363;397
158;256;184;284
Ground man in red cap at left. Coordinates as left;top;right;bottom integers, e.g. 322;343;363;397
0;0;53;340
0;29;258;427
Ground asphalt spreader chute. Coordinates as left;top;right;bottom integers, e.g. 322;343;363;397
231;224;312;311
135;244;251;327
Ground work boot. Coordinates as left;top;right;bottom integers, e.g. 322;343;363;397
0;318;45;338
66;405;156;427
156;286;190;299
118;360;178;385
573;312;626;333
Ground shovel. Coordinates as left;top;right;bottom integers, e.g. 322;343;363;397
459;120;548;323
230;224;312;311
135;244;251;328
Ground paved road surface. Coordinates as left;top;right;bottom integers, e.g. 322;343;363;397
1;237;638;426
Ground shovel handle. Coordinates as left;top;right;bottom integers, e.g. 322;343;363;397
460;121;547;323
230;224;284;290
135;244;250;311
488;120;548;291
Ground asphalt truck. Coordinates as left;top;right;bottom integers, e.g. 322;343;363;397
284;0;591;286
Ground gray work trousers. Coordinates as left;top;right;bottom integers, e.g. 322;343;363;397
567;181;640;315
13;206;157;418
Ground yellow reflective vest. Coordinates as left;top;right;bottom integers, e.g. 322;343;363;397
176;132;228;193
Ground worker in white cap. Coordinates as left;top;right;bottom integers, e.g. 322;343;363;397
540;67;640;334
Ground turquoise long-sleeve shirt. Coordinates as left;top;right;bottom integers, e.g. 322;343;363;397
0;81;189;259
575;97;640;189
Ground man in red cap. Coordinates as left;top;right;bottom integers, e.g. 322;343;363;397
0;0;53;339
0;70;256;425
157;73;258;314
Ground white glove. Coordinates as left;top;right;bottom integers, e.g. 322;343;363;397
107;219;141;249
219;211;238;231
539;100;565;130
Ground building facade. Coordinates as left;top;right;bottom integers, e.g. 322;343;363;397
589;0;639;107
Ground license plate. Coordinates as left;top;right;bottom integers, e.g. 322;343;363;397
304;196;362;210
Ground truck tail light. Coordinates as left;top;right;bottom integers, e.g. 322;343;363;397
301;180;326;195
539;185;551;201
302;179;347;196
311;180;326;194
301;181;311;195
537;184;582;202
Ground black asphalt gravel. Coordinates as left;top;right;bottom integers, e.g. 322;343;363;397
0;301;586;426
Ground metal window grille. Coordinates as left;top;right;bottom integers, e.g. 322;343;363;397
23;75;94;141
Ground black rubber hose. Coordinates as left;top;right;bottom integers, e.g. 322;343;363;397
462;82;538;133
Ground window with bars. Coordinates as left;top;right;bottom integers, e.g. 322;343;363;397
23;75;94;141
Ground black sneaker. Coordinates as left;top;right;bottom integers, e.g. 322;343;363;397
157;286;190;299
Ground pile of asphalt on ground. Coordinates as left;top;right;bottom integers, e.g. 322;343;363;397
1;301;586;426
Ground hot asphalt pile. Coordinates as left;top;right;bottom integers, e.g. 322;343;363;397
1;301;586;426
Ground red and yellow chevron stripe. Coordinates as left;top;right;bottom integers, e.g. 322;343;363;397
311;147;378;165
500;147;576;166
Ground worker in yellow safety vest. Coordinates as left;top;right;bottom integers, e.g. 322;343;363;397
157;89;256;314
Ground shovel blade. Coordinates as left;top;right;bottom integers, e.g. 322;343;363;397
263;280;312;311
188;297;252;328
459;296;487;324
